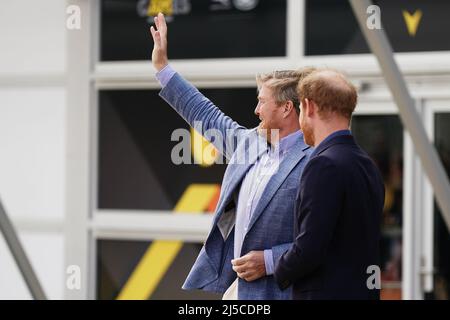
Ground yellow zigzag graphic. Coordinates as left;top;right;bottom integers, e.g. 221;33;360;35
402;10;423;37
191;127;219;167
116;184;219;300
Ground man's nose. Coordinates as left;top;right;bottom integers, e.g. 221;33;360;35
254;104;260;116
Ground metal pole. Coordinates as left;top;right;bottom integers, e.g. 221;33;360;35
349;0;450;233
0;197;47;300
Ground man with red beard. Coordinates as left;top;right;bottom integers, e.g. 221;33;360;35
274;69;385;299
150;13;314;299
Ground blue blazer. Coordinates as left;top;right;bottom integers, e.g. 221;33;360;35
274;134;385;299
159;73;312;299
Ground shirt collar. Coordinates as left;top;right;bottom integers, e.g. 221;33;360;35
310;129;352;158
320;129;351;146
270;130;302;155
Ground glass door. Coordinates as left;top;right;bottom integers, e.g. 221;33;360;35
420;100;450;300
431;112;450;299
351;113;404;299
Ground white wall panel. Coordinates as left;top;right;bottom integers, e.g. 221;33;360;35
0;231;64;299
0;87;65;221
0;0;66;75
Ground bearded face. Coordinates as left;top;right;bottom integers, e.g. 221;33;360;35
299;102;315;146
255;85;283;143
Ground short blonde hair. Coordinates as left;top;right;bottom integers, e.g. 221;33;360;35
298;69;357;120
256;67;316;114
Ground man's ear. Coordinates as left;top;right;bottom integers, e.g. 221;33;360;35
303;98;314;117
283;100;294;118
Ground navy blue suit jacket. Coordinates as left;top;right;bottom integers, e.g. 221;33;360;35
274;134;385;299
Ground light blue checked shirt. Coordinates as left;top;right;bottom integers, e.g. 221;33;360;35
234;130;301;275
156;64;301;275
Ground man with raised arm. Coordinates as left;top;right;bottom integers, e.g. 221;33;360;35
150;13;313;299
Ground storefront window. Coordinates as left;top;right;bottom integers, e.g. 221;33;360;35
351;115;403;299
101;0;287;61
305;0;450;55
431;113;450;300
98;87;259;210
97;239;221;299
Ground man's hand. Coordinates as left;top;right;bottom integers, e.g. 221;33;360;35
149;12;168;72
231;251;266;282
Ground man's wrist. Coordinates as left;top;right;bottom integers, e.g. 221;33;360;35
155;64;176;88
155;62;169;72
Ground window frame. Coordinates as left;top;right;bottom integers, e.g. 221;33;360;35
65;0;450;300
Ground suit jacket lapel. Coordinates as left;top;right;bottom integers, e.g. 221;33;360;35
212;131;268;226
246;140;309;234
206;132;268;266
